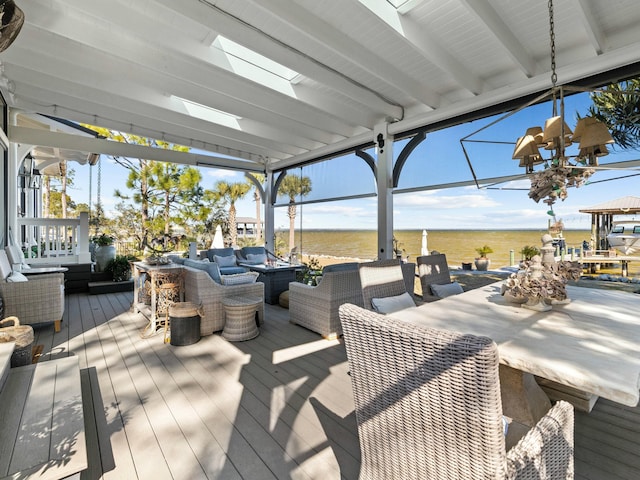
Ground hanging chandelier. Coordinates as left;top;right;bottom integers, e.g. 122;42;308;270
516;0;614;209
461;0;616;211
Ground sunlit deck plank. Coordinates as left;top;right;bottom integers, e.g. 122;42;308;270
24;290;640;479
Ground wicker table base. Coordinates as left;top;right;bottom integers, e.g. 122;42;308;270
221;296;261;342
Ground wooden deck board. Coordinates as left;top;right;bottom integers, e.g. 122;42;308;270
23;290;640;479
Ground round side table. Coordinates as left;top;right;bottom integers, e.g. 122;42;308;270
221;296;262;341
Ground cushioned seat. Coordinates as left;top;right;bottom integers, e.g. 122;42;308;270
0;251;65;332
199;248;248;275
289;262;363;339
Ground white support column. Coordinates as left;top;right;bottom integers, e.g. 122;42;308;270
263;172;275;256
77;211;91;263
375;122;394;260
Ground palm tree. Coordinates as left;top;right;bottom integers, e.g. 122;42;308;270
588;79;640;149
247;173;265;241
216;181;251;246
278;174;312;254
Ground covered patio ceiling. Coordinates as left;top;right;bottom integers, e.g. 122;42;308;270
4;0;640;173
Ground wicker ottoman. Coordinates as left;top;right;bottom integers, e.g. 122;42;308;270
0;316;34;367
221;296;262;341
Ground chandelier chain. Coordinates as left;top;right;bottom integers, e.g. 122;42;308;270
548;0;557;87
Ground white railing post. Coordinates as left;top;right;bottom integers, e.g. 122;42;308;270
78;211;91;263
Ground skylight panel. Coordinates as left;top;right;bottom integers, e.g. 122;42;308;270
213;36;299;82
386;0;426;14
173;96;241;130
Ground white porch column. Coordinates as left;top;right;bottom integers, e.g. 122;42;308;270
77;211;91;263
375;122;394;260
263;172;275;256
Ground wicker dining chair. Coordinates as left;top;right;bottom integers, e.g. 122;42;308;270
339;303;574;480
358;259;416;312
417;253;454;302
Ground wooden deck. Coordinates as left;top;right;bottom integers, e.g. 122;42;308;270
28;290;640;479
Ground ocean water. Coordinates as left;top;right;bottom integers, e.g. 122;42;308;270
290;229;611;270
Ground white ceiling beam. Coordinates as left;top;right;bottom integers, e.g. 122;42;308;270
572;0;605;54
357;0;484;94
11;127;266;172
150;0;404;120
5;35;348;149
241;0;440;108
20;1;364;137
457;0;537;77
10;75;295;161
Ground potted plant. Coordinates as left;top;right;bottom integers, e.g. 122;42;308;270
520;245;540;262
474;245;493;271
93;233;116;272
104;255;135;282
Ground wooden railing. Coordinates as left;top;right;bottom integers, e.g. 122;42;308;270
15;212;91;265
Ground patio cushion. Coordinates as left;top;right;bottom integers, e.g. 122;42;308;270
214;254;237;268
7;271;29;283
4;245;30;269
244;253;267;265
0;251;12;282
430;281;464;299
221;272;259;285
371;292;415;314
184;259;222;284
204;248;235;262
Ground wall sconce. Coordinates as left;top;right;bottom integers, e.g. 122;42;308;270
29;168;41;189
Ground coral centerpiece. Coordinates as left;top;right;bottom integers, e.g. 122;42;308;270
502;234;582;309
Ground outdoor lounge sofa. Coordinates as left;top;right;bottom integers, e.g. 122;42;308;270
199;247;247;275
0;250;65;331
339;303;575;479
181;262;264;335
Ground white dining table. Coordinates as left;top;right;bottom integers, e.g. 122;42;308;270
389;283;640;425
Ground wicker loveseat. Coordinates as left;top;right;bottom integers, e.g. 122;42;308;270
289;262;363;339
181;263;264;335
340;303;575;480
0;250;65;332
199;247;247;275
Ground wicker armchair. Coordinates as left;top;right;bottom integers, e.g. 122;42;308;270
182;265;264;335
289;263;363;339
1;250;65;331
417;253;453;302
339;303;574;480
358;259;416;311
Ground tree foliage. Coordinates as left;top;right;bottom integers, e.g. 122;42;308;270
278;174;312;254
588;79;640;149
215;181;251;246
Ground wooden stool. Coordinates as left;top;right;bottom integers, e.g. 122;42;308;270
221;296;262;341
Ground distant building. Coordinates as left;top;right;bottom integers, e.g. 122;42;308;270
236;217;263;238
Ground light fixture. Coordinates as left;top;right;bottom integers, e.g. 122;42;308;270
29;168;41;189
515;0;613;207
461;0;616;209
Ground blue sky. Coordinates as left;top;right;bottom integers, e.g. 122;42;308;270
68;90;640;231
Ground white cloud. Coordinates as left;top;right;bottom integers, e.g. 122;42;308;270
395;190;500;209
205;168;241;179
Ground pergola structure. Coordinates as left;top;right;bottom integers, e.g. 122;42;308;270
3;0;640;256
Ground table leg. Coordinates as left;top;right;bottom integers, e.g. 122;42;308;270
499;364;551;427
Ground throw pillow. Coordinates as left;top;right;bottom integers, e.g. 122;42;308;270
245;253;267;265
214;254;237;267
221;272;259;285
7;271;29;282
371;292;415;314
430;281;464;299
